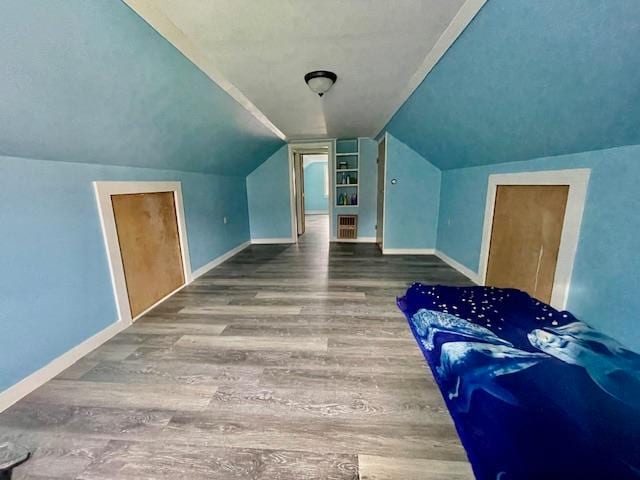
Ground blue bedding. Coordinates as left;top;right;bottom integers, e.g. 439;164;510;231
397;284;640;480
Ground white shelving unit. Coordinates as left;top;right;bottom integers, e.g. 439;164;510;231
335;139;359;207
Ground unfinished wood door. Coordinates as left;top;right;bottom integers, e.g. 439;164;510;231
294;152;305;236
111;192;185;318
486;185;569;304
376;138;386;249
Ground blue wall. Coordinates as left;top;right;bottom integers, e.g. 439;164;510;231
0;0;283;175
0;154;250;392
0;0;282;395
382;0;640;170
377;0;640;351
436;145;640;350
303;156;328;214
246;146;292;240
384;134;441;249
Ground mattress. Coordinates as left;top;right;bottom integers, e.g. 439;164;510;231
397;283;640;480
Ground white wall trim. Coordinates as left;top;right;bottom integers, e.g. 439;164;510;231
478;169;591;310
372;0;486;136
122;0;285;141
251;238;296;245
378;133;389;250
383;248;436;255
94;181;193;325
329;140;337;239
0;319;128;412
435;250;481;284
191;241;251;279
287;144;299;243
331;236;377;243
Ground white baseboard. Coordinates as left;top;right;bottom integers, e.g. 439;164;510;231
0;239;252;413
435;250;481;284
305;210;328;215
383;248;436;255
131;283;187;322
0;320;128;413
251;237;295;244
191;241;251;279
330;236;377;243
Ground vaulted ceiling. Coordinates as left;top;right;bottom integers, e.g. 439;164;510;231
3;1;637;174
384;0;640;169
125;0;480;140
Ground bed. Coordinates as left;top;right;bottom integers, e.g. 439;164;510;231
397;283;640;480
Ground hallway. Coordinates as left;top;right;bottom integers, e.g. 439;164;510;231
299;213;329;244
1;221;473;479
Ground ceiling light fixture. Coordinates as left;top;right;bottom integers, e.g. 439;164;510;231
304;70;337;97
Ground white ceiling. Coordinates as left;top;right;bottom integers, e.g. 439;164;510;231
126;0;482;140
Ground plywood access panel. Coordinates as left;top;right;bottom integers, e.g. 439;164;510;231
111;192;185;318
486;185;568;304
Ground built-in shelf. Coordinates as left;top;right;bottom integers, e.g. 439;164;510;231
335;138;359;210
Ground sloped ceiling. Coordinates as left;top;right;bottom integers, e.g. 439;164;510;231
127;0;474;140
383;0;640;170
0;1;283;176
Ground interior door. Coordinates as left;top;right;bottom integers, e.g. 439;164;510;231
376;138;386;249
486;185;569;303
111;192;185;318
294;152;305;236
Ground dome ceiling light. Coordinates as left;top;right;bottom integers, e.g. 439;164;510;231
304;70;337;97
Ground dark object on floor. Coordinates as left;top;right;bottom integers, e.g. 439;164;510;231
0;441;30;479
398;283;640;480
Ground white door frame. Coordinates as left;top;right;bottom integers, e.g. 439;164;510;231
377;133;389;251
287;140;335;240
93;181;192;324
478;169;591;310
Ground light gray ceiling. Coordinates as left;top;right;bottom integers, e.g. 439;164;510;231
129;0;471;140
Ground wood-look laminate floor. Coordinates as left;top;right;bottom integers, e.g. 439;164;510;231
1;215;475;480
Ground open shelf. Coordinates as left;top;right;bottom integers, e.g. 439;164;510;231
335;138;359;209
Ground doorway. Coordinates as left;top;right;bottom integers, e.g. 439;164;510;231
289;142;332;243
478;169;590;309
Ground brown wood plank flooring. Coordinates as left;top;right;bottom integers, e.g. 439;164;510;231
1;215;474;479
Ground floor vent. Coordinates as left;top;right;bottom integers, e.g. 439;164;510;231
337;215;358;240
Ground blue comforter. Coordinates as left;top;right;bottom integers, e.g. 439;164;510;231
397;284;640;480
